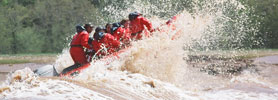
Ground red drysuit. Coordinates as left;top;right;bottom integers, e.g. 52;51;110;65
92;33;121;56
112;27;131;44
129;16;152;40
70;31;92;64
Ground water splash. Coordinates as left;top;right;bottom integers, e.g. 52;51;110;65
54;48;74;73
0;68;113;99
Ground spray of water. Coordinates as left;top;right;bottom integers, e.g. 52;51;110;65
88;0;262;88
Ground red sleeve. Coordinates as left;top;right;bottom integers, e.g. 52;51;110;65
123;28;131;37
118;27;125;38
105;34;120;48
80;32;92;49
122;28;131;40
141;17;152;31
113;29;120;41
92;40;100;52
112;40;120;48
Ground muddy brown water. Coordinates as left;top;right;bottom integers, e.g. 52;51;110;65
0;55;277;83
0;63;49;83
0;56;278;99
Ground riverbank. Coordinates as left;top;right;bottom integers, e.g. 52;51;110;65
0;54;57;64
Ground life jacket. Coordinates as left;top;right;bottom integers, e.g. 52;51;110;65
92;32;121;57
129;16;152;40
100;33;121;54
112;27;131;42
70;31;91;49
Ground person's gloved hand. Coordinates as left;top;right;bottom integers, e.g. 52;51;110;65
87;49;94;53
150;28;155;33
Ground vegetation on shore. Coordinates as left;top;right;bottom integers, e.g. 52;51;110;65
0;54;57;64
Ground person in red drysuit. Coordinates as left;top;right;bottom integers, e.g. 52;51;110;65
60;25;93;75
128;12;153;40
165;15;178;31
121;19;132;39
152;14;181;40
84;23;94;34
70;25;92;65
105;23;112;34
165;15;182;40
110;20;131;45
166;15;178;25
83;23;95;62
92;27;121;57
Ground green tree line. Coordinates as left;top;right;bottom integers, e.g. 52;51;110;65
243;0;278;48
0;0;277;54
0;0;101;54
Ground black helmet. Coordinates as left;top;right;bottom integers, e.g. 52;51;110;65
109;23;120;34
128;12;141;21
95;26;104;33
84;23;94;28
94;26;105;40
112;22;120;28
76;25;85;33
105;23;112;28
93;32;105;40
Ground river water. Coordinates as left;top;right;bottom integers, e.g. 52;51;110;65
0;0;277;100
